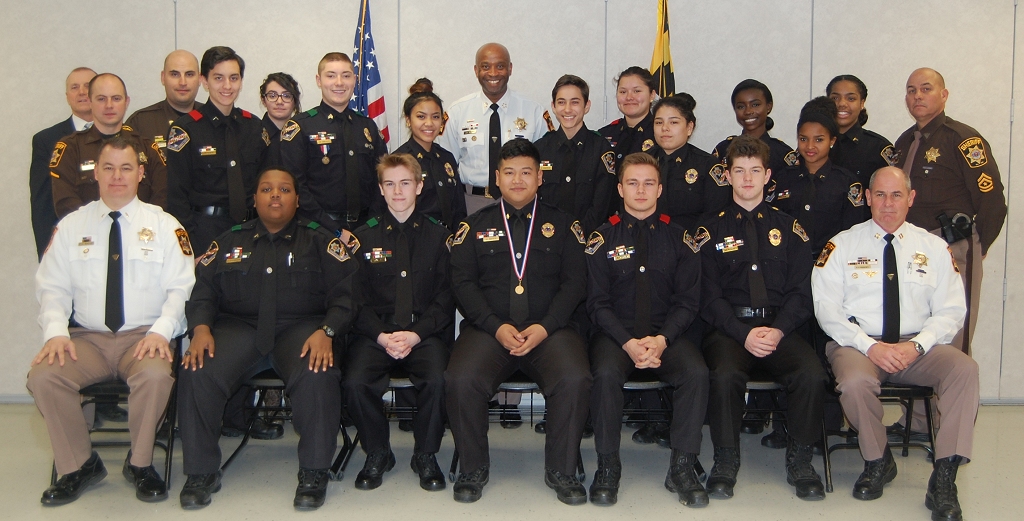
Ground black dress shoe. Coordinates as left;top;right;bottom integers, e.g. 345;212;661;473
761;429;788;449
589;452;621;506
398;420;414;432
740;413;766;434
453;466;489;503
887;422;931;443
179;471;221;510
632;423;658;444
582;419;595;439
411;452;446;491
926;456;964;521
41;451;107;506
535;420;546;434
97;402;129;422
294;468;330;510
354;447;396;490
653;423;671;448
544;469;587;505
706;446;740;499
665;450;709;507
221;417;285;439
786;440;825;501
853;447;897;500
499;405;522;429
122;453;168;502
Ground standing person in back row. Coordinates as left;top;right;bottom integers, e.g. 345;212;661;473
125;50;203;158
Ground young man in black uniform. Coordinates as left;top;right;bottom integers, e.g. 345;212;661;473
177;167;357;511
585;152;709;507
697;136;827;501
343;154;454;492
279;52;387;235
446;139;592;505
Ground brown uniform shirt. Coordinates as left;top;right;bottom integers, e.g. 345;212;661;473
125;99;202;151
49;124;168;219
894;112;1006;254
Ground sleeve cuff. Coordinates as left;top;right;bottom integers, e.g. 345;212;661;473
910;333;937;354
853;332;877;355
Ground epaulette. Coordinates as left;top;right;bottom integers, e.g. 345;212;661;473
608;215;621;226
230;224;242;231
305;108;318;117
121;124;133;132
366;217;379;228
659;214;671;224
306;221;321;230
591;129;603;137
426;215;441;225
240;109;253;119
610;118;622;126
188;109;203;121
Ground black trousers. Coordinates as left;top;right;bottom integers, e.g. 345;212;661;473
445;324;592;475
178;316;342;474
343;334;449;454
589;333;708;454
703;327;827;448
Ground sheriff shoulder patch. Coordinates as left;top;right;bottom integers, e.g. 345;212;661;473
151;141;167;166
345;233;361;254
175;228;193;256
815;241;836;267
281;120;301;142
709;164;728;186
601;151;615;174
881;144;897;166
50;142;67;168
445;234;454;251
327;238;350;262
684;226;711;253
792;221;810;242
452;222;470;246
948;246;960;273
958;137;988;168
262;127;271;146
848;183;865;207
166;126;189;152
571;221;585;244
584;231;604;255
198;240;219;266
784;150;800;166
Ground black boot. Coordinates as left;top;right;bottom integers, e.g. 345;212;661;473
544;468;587;505
853;446;897;500
293;468;330;510
410;451;446;491
665;450;709;507
926;455;963;521
589;452;621;506
354;447;396;490
706;446;740;499
786;439;825;500
453;465;489;503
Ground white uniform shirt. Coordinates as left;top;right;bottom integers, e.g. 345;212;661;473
437;89;547;188
811;219;965;355
37;197;196;342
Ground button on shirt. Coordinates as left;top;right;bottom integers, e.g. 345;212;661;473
811;219;966;355
437;90;547;188
36;197;196;342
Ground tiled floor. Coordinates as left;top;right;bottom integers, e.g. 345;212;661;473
2;403;1020;520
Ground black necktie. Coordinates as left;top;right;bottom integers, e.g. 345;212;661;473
633;221;651;338
394;226;413;327
488;103;500;197
254;237;278;355
556;140;578;212
510;210;529;324
744;215;770;309
224;122;247;223
882;233;900;343
105;211;124;332
342;115;362;221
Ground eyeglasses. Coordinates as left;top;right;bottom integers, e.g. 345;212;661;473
263;91;294;102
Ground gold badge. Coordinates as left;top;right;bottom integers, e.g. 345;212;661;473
570;221;585;244
924;147;941;163
445;163;455;178
912;252;929;267
541;222;555;238
198;240;219;266
514;117;527;131
958;137;988;167
584;231;605;255
50;142;67;167
174;228;193;256
327;237;350;262
641;139;654;152
138;227;155;244
814;241;835;267
768;228;782;247
977;173;995;193
685;168;698;184
452;222;470;245
792;221;810;242
364;127;373;143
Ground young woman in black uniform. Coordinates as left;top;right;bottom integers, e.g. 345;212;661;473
712;79;798;186
599;66;657;162
826;74;896;186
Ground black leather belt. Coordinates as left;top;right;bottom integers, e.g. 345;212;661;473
326;212;362;224
379;313;419;325
468;186;493;198
193;206;229;217
734;307;778;319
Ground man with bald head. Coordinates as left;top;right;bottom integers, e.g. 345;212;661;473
30;67;96;259
812;166;978;520
437;42;549;214
126;50;203;152
894;68;1006;356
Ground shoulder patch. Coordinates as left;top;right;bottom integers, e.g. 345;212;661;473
814;241;836;267
543;110;555;132
150;142;167;166
346;233;361;254
188;109;203;121
584;231;605;255
445;234;454;251
792;220;810;242
262;126;271;146
880;144;897;166
948;246;960;273
120;124;133;132
784;150;800;166
709;164;729;186
958;137;988;168
977;172;995;193
49;142;67;168
571;221;586;244
452;222;470;245
440;111;449;136
327;237;350;262
166;126;189;152
848;182;865;207
305;108;319;117
600;151;615;174
198;240;219;266
281;120;301;142
684;226;711;253
175;228;193;256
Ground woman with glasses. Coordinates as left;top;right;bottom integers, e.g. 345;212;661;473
260;72;301;165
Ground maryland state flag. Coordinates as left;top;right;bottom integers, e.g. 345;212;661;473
650;0;675;97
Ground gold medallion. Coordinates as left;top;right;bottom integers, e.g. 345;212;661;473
322;156;330;165
515;283;525;295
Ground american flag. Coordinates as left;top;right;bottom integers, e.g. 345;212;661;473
350;0;390;145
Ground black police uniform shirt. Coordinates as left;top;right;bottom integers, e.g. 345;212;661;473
768;159;867;255
261;112;283;167
712;132;798;193
450;198;587;335
830;122;895;187
350;210;454;341
534;125;618;233
598;112;656;162
188;217;357;334
696;201;813;344
653;143;732;231
278;102;387;233
165;102;269;232
393;139;468;230
894;112;1007;255
585;212;700;347
126;99;203;152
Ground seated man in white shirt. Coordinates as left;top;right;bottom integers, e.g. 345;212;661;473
811;166;978;521
27;136;196;506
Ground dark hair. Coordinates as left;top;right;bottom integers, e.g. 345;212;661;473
402;78;444;118
797;96;839;139
618;152;660;183
260;72;301;113
201;46;245;78
826;74;869;126
725;135;771;170
551;74;590;103
99;135;144;163
498;138;541;167
652;92;697;128
256;165;297;186
731;79;774;131
614;66;657;93
87;72;127;97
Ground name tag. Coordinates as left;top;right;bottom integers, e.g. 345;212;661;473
477;229;505;242
80;160;95;172
199;146;217;156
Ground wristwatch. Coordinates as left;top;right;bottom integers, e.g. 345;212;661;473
320;325;336;338
912;341;925;356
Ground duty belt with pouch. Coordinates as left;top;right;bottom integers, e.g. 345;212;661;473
936;212;973;244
